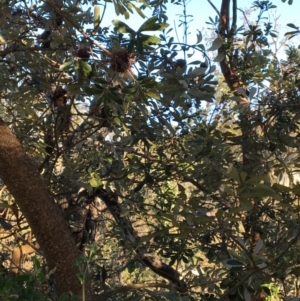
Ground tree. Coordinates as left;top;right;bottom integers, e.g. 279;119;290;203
0;0;299;300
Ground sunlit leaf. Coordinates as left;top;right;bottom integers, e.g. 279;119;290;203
213;52;225;62
139;34;161;45
137;16;169;32
89;177;102;188
254;239;264;253
59;60;73;71
94;6;101;29
80;61;92;77
128;3;146;19
208;37;223;51
196;30;202;43
112;20;135;34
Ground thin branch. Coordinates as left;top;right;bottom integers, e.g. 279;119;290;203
237;8;251;28
230;0;237;38
43;0;112;57
207;0;221;18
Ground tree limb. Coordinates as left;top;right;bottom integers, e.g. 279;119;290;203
0;118;93;300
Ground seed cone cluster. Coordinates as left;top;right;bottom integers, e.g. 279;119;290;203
110;48;133;73
77;47;90;61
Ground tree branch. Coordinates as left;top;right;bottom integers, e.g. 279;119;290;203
207;0;221;18
0;118;92;300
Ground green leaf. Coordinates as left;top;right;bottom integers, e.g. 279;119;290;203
137;16;169;33
226;259;244;266
287;23;298;29
181;256;189;263
254;239;264;253
188;88;205;98
59;60;73;71
293;185;300;196
158;116;176;135
239;186;282;201
145;90;161;100
139;34;161;45
227;165;240;183
134;180;146;192
291;267;300;277
79;61;92;77
89;177;102;188
208;37;223;51
112;20;135;34
136;37;144;53
249;87;257;100
213;52;225;62
94;6;101;29
120;209;130;217
285;30;300;39
114;117;121;125
196;30;202;43
139;230;167;243
66;84;83;95
244;288;251;301
113;1;126;16
240;171;247;182
245;174;269;184
240;198;253;211
73;60;79;70
194;216;214;224
84;86;103;95
126;260;137;273
128;3;146;18
191;67;206;75
272;183;291;193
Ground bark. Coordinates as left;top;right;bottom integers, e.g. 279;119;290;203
0;119;92;300
218;0;248;103
218;0;254;172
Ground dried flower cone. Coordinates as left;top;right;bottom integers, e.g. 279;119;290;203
77;47;90;61
110;48;134;74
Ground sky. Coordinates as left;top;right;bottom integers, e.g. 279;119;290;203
93;0;300;129
92;0;300;63
88;0;299;66
99;0;300;38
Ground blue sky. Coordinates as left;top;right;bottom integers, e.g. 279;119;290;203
92;0;300;63
99;0;300;38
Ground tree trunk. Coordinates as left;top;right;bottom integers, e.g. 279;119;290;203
0;119;91;300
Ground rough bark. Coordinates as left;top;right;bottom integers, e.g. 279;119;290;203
0;119;91;300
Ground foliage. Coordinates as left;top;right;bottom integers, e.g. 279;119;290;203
1;0;300;300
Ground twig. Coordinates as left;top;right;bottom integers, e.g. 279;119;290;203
230;0;237;37
207;0;221;17
43;0;112;57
